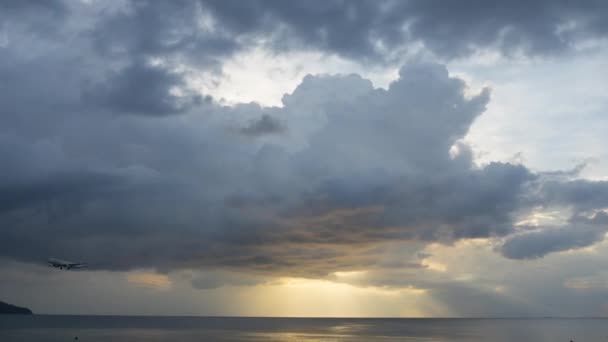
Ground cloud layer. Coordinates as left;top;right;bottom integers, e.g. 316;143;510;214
1;0;607;284
2;56;606;276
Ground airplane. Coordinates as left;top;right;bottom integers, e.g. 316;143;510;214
47;258;86;270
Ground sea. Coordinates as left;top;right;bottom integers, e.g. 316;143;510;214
1;315;607;341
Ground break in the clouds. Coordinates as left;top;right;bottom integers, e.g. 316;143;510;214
1;0;608;316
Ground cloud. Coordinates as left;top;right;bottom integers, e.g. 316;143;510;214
239;114;285;136
2;32;608;278
493;177;608;259
202;0;608;59
189;270;266;289
89;0;240;65
1;1;608;278
499;211;608;259
83;62;204;116
500;226;604;259
541;179;608;211
0;0;67;28
0;60;535;275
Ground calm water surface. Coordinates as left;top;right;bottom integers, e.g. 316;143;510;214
1;315;607;341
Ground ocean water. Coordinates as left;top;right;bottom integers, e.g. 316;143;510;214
1;315;607;341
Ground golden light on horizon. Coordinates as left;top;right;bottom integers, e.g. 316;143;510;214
230;276;429;317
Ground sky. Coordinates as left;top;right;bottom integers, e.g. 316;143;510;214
1;0;608;317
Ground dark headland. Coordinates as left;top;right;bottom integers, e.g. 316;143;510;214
0;301;33;315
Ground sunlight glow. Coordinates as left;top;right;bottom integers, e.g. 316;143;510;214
236;277;428;317
127;272;172;291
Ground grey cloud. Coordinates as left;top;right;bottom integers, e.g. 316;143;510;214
0;54;84;135
0;171;123;214
83;62;203;116
541;161;589;176
3;0;607;123
403;1;569;58
541;179;608;211
33;0;606;109
500;226;604;259
190;271;266;290
7;0;606;124
67;0;608;71
240;115;285;136
73;1;239;116
201;0;405;61
202;0;608;59
490;172;608;260
90;0;239;64
499;212;608;259
0;0;67;27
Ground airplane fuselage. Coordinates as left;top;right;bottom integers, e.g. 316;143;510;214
47;258;85;270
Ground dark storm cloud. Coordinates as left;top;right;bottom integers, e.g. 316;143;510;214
201;0;608;59
81;0;238;116
83;62;203;116
400;0;589;58
200;0;405;60
0;171;123;214
90;0;239;63
7;0;604;118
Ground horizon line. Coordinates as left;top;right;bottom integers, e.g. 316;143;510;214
26;314;608;320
